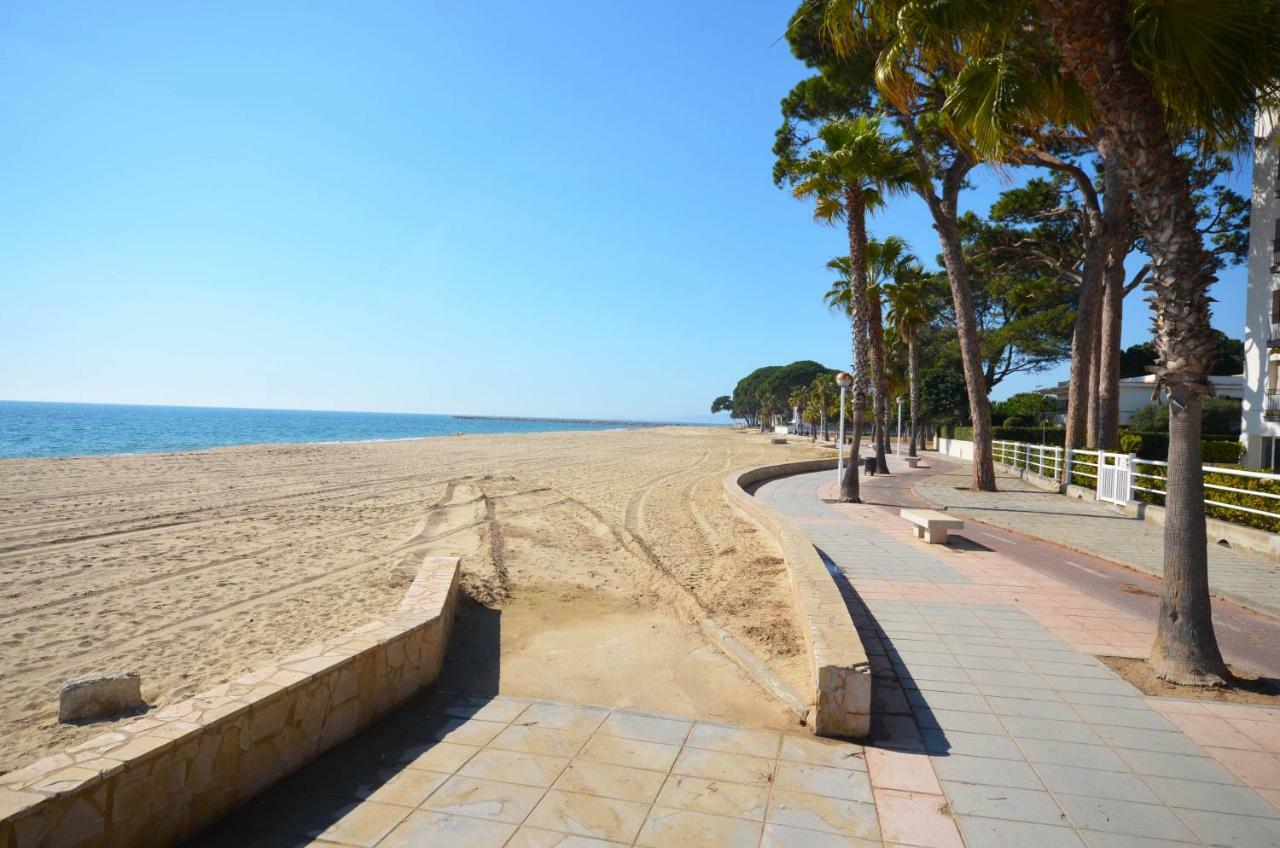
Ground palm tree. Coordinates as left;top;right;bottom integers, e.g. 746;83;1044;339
866;235;919;469
811;373;836;441
794;116;914;502
822;0;1280;684
884;257;934;458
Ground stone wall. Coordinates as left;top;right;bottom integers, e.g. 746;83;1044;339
724;460;871;739
0;556;461;848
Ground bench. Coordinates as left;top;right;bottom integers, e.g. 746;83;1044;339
904;456;923;468
900;509;964;544
770;437;788;445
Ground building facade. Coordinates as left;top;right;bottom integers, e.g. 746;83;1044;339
1240;111;1280;469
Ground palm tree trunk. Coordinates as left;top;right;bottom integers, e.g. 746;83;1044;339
1097;153;1130;451
1097;265;1123;450
862;309;891;473
907;330;919;458
933;211;998;490
840;189;871;502
1039;0;1227;685
1086;313;1102;448
1063;218;1105;474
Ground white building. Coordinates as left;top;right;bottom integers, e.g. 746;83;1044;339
1240;111;1280;470
1043;374;1242;426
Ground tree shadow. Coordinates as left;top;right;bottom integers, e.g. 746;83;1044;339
817;547;951;757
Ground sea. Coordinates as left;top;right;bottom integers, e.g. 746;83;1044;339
0;401;671;459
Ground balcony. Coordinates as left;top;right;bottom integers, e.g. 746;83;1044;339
1267;391;1280;420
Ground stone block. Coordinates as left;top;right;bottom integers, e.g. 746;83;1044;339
58;672;145;724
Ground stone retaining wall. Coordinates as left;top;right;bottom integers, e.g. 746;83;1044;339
724;460;871;739
0;555;461;848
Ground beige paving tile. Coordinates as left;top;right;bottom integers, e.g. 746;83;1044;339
761;822;883;847
687;722;782;758
872;788;962;848
377;809;515;848
766;789;879;840
518;702;611;733
506;826;626;847
599;711;693;746
491;724;591;759
460;747;569;788
672;747;776;786
553;760;666;803
396;740;480;773
420;715;507;746
442;695;533;724
865;747;941;793
780;735;868;771
281;799;410;847
636;806;764;847
577;734;681;772
524;789;649;843
774;761;873;803
422;775;544;824
341;766;449;807
656;775;769;821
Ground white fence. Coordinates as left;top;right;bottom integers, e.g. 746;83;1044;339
984;441;1280;527
991;440;1064;481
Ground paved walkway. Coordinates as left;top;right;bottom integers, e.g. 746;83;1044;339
188;459;1280;847
757;466;1280;847
914;458;1280;619
190;691;883;847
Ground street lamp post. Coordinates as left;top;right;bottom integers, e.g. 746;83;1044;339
836;372;852;486
896;396;904;456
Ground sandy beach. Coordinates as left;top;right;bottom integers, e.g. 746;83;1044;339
0;426;828;773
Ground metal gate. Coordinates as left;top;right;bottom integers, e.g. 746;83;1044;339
1096;451;1132;505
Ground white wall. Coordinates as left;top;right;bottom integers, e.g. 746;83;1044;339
1242;114;1280;468
936;437;974;461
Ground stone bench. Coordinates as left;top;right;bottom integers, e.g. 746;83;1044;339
901;508;964;544
770;438;788;445
903;456;922;468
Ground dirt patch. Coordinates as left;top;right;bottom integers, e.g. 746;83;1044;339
1099;655;1280;706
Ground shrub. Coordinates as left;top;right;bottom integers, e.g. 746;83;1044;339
1119;433;1144;455
1126;397;1242;437
951;426;1065;446
1133;461;1280;533
1003;415;1032;427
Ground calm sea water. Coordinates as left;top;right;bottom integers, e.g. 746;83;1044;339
0;401;664;459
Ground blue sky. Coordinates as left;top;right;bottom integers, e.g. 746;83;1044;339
0;2;1251;422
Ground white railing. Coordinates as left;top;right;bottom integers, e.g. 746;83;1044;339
987;439;1280;529
991;440;1064;481
1131;458;1280;524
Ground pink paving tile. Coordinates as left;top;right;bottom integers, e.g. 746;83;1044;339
1204;747;1280;790
866;748;941;794
872;788;963;848
1227;718;1280;753
1163;714;1259;751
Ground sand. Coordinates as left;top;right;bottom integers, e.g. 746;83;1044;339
0;426;829;773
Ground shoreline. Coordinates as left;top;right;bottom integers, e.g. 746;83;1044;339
0;427;821;772
0;421;694;463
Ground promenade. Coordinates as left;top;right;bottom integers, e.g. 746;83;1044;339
913;459;1280;619
189;457;1280;847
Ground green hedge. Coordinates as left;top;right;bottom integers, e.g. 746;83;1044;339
1132;462;1280;534
1119;432;1243;463
952;426;1065;446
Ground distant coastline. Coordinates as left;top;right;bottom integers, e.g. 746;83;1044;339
0;401;686;460
453;414;690;428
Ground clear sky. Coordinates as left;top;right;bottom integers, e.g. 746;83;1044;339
0;1;1251;422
